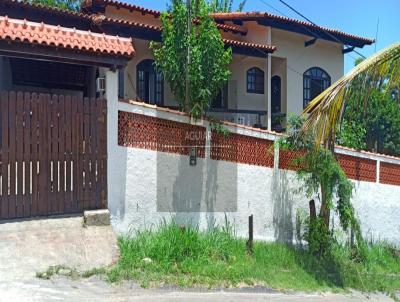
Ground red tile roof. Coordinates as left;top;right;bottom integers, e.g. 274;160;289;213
81;0;162;17
91;14;161;32
81;0;247;35
81;0;373;47
0;16;135;57
223;39;276;53
91;15;274;53
212;12;374;46
217;23;248;35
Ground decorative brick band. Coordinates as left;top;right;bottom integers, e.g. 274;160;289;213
117;110;400;186
336;153;376;182
380;162;400;186
279;149;305;171
210;131;274;167
118;111;206;157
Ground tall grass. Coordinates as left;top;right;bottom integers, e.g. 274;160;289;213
107;220;400;293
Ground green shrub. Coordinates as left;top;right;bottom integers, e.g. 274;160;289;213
108;220;400;294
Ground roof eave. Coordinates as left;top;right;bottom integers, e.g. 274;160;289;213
81;0;161;17
0;40;131;68
213;13;374;48
257;18;374;48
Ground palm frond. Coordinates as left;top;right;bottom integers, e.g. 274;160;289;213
303;43;400;147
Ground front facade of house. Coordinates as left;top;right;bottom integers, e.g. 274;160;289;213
0;0;373;132
3;1;400;247
82;0;373;131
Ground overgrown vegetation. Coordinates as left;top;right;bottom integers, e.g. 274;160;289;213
303;43;400;151
209;117;231;137
105;221;400;294
37;265;107;280
338;87;400;157
26;0;80;11
36;265;80;280
337;57;400;156
208;0;247;12
152;0;232;118
280;115;365;259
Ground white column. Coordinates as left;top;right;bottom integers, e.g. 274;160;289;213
105;69;123;213
267;27;272;131
376;160;380;184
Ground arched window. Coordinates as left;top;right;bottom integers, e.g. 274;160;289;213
303;67;331;108
247;67;264;94
137;59;164;105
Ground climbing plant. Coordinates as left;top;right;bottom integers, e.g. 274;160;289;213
281;115;365;259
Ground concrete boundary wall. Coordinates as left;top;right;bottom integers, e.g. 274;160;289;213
106;71;400;245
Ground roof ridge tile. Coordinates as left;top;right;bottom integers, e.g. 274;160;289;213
0;16;135;57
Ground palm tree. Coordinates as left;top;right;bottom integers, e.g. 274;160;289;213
303;43;400;148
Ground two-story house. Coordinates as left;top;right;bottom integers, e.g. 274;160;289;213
81;0;374;131
1;0;399;248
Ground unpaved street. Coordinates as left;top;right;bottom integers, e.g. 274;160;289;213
0;276;395;302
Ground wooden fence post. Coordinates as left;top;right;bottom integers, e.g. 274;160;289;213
246;214;253;255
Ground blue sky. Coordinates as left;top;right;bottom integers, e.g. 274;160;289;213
130;0;399;72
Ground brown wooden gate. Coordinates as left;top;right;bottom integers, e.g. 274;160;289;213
0;91;107;220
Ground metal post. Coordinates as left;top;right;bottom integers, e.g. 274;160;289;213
246;215;254;255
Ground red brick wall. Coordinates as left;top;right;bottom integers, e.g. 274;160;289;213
118;111;206;157
336;153;376;182
380;162;400;186
279;149;306;171
210;131;274;167
117;111;400;186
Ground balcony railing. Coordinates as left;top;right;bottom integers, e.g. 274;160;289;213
142;103;286;132
206;108;268;128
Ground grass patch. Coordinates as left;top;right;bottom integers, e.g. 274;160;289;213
107;221;400;294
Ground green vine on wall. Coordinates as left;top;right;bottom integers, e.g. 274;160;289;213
209;117;230;137
280;114;366;260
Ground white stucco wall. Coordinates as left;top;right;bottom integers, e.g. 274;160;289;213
229;54;268;111
121;39;176;106
106;71;400;245
271;28;344;115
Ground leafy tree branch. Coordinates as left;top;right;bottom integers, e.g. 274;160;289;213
209;0;247;12
152;0;232;118
26;0;81;11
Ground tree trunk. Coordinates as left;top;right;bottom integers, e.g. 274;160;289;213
309;199;316;222
319;182;330;229
320;131;334;230
308;199;317;242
